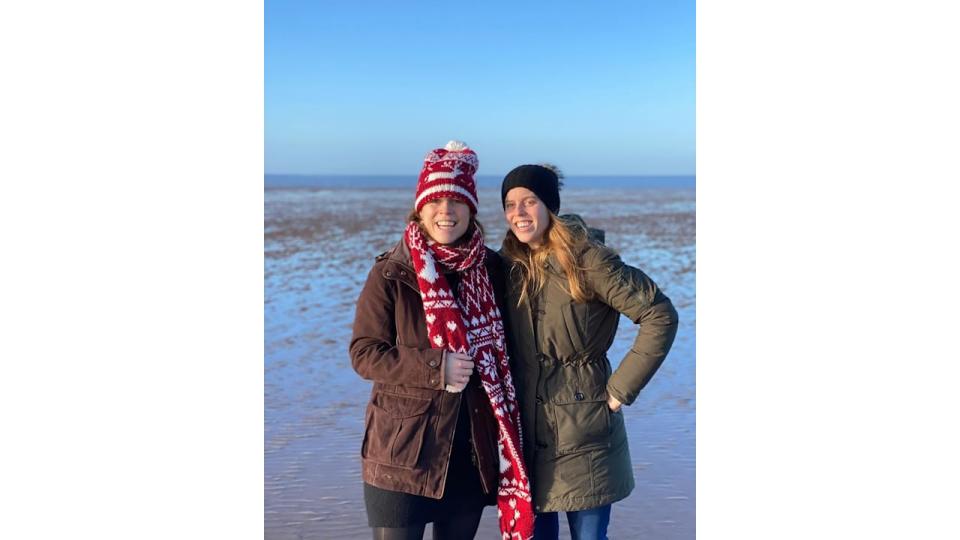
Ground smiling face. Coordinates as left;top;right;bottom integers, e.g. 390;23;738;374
418;197;472;245
503;187;551;249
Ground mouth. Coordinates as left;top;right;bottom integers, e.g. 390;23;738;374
435;220;458;229
513;220;534;232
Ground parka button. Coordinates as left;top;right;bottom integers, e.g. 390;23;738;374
428;359;439;368
574;392;584;401
430;378;438;385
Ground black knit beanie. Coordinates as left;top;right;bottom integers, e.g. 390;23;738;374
501;164;561;214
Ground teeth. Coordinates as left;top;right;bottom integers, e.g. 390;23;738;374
515;221;533;230
436;221;456;228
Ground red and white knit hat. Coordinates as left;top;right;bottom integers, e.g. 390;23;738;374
414;140;479;213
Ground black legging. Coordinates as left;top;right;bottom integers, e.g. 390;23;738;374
372;507;485;540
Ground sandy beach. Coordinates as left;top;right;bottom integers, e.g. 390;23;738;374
265;181;695;539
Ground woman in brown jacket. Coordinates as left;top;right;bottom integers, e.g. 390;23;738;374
350;142;535;540
500;164;679;540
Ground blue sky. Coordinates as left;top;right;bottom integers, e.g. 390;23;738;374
266;0;695;176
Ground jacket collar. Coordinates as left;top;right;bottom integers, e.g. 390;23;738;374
378;239;418;290
544;214;605;275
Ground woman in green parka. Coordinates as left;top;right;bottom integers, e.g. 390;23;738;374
499;164;679;540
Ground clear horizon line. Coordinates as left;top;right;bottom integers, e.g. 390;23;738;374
264;172;696;177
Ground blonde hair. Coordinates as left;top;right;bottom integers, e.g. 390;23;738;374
501;212;593;305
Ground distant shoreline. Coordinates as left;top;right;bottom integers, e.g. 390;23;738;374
265;174;695;189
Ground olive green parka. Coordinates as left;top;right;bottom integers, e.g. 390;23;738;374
501;218;679;513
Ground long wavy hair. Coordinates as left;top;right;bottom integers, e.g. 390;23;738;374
501;212;593;306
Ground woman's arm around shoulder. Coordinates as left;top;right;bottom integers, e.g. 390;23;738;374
583;244;680;406
349;260;447;390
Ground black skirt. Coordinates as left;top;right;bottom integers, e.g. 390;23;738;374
364;395;494;527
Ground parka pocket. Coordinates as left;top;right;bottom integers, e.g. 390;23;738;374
551;385;611;455
361;392;431;469
560;303;587;353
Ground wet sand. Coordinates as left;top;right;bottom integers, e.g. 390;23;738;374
265;184;696;539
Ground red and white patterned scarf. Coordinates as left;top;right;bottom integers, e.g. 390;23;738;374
404;221;534;540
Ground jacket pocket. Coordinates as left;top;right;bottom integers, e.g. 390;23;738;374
362;392;431;469
560;303;587;353
551;385;611;455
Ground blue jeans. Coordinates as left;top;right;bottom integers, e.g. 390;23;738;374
533;504;612;540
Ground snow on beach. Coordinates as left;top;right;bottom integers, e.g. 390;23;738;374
265;182;696;539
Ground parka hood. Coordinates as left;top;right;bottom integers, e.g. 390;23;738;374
558;213;605;245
